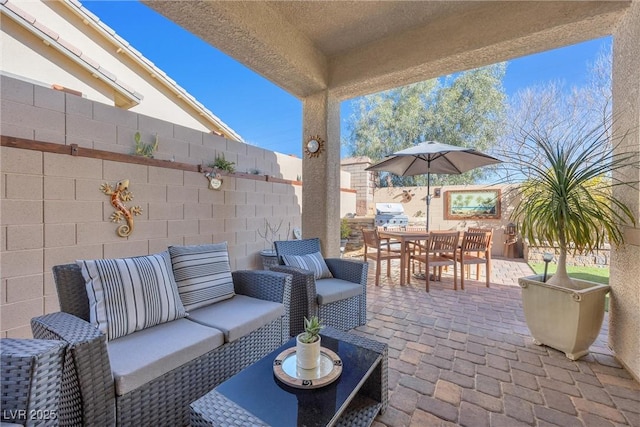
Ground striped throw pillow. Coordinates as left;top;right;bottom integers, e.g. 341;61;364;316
168;243;235;311
78;251;187;341
282;252;333;280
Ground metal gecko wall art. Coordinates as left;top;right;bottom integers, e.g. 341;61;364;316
394;189;415;203
100;179;142;237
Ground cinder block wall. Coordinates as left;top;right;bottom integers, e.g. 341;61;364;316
341;157;375;216
0;75;303;337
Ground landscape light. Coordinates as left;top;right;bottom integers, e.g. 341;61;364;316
542;252;554;282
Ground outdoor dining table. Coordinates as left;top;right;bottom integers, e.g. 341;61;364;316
377;229;430;285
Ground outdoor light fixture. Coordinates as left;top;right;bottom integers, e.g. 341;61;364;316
542;252;554;282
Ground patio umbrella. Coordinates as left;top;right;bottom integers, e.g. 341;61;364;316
365;141;502;230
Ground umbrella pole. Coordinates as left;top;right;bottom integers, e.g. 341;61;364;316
426;170;431;231
425;170;435;281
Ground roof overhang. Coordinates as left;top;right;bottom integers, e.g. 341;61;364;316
143;1;632;101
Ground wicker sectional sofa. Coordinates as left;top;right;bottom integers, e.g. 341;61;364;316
30;245;292;427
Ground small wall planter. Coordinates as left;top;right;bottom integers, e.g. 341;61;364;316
518;274;610;360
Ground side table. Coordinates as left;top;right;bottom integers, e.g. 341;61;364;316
191;327;388;426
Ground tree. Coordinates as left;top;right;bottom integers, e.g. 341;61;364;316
344;64;507;186
497;46;638;288
497;46;612;182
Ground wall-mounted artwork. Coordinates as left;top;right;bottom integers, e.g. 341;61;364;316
445;189;501;220
100;179;143;237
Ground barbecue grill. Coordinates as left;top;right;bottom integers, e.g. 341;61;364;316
375;203;408;228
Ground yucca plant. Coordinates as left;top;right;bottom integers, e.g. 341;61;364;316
507;120;637;289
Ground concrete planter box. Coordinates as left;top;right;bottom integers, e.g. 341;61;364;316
518;275;610;360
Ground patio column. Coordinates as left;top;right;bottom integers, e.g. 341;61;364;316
610;0;640;382
301;90;341;257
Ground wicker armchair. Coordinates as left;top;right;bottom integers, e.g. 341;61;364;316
1;338;66;426
271;238;368;336
31;263;291;427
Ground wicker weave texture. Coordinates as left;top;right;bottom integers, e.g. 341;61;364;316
334;399;382;427
115;321;285;427
325;258;368;328
269;265;316;336
318;297;361;331
1;338;65;427
31;312;116;427
274;238;322;258
35;263;292;427
191;390;269;427
52;264;90;322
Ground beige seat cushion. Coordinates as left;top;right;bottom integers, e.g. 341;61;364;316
187;295;284;343
108;318;224;395
315;278;362;305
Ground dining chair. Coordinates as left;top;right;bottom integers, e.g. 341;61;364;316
408;231;460;291
362;229;403;286
405;226;427;274
456;230;493;288
462;228;493;278
375;226;403;253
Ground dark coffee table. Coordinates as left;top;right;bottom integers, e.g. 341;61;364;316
190;327;388;427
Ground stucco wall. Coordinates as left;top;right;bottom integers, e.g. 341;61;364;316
0;75;355;338
1;1;217;133
610;0;640;382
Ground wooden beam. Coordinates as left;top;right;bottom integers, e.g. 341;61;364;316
0;135;304;186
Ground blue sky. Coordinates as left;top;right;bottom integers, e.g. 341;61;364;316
83;1;610;158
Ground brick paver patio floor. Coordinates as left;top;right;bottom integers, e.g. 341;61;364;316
347;256;640;427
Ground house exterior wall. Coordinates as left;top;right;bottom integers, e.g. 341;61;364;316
0;76;354;338
2;1;217;134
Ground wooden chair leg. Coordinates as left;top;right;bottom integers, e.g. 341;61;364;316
453;262;457;290
425;259;430;292
486;259;491;287
375;258;381;286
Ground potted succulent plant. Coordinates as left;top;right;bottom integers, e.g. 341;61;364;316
296;316;323;369
507;120;636;360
